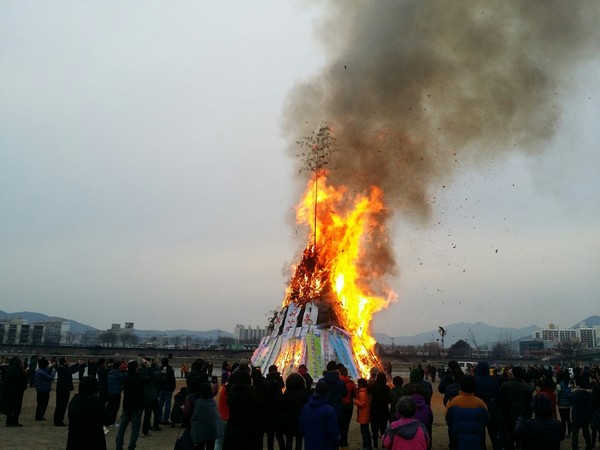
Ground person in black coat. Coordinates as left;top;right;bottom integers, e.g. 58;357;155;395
514;393;565;450
53;356;82;426
66;377;112;450
3;357;27;427
571;379;593;450
438;360;462;394
115;360;147;450
223;368;262;450
369;371;390;449
474;361;501;450
319;361;348;423
265;365;286;450
282;372;310;450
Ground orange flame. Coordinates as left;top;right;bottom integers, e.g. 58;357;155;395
283;174;395;376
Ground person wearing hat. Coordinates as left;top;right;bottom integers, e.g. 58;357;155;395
297;364;313;391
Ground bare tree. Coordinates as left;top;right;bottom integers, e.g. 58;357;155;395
172;335;182;348
296;124;336;245
467;329;482;357
493;331;517;359
98;331;117;348
120;332;139;348
491;341;512;359
64;332;80;346
559;339;587;365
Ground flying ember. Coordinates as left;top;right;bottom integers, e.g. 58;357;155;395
251;174;395;381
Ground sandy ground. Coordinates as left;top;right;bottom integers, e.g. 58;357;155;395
1;372;577;450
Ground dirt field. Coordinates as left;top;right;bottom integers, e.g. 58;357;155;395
1;366;576;450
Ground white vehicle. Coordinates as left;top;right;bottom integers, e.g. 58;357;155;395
458;361;477;373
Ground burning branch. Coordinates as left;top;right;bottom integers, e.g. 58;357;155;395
296;124;336;246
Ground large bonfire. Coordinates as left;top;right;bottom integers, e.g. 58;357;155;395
251;126;395;381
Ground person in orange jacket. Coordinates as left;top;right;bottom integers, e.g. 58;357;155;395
354;378;372;450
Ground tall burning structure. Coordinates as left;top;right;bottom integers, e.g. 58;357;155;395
252;126;393;380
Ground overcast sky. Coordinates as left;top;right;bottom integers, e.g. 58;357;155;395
1;1;599;337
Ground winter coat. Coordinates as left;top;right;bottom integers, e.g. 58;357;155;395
411;394;433;440
140;366;158;402
300;394;340;450
122;371;146;411
571;388;593;425
340;374;357;404
382;417;429;450
499;379;534;420
265;371;285;432
354;387;371;424
216;384;229;421
190;396;223;444
445;405;488;450
56;363;80;392
282;386;310;436
443;382;460;406
2;364;27;406
402;369;432;405
474;361;499;416
389;386;404;421
223;383;262;450
555;380;572;409
34;367;54;393
370;378;391;422
107;368;125;396
157;365;176;392
538;387;557;419
514;415;565;449
320;370;348;419
66;393;111;450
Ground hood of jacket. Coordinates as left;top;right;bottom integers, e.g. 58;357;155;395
388;418;422;439
475;361;490;377
307;393;329;408
410;393;426;409
322;370;340;384
409;368;423;383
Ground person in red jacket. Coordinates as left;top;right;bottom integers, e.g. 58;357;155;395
339;364;358;450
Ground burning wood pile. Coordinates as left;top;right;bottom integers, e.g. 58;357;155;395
251;147;394;380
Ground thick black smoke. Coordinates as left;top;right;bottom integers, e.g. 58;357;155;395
281;0;599;291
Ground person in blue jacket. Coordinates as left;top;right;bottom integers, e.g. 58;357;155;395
300;380;340;450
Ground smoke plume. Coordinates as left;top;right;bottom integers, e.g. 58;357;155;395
283;1;599;219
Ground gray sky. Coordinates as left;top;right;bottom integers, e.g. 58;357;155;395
2;1;599;337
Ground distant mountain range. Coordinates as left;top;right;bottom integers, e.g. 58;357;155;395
1;310;597;346
374;315;600;347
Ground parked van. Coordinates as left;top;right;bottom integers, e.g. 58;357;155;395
458;361;477;374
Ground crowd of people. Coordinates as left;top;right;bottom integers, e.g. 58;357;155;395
1;354;600;450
